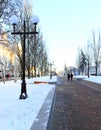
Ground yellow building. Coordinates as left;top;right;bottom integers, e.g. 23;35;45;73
0;32;15;77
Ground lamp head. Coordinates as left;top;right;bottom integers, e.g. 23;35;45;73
9;15;19;25
31;15;39;25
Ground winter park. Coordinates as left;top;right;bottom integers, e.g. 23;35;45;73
0;75;101;130
1;0;101;130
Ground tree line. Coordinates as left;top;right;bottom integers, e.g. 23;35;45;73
0;0;50;78
76;31;101;77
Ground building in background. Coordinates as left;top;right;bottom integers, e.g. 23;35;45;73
0;32;14;78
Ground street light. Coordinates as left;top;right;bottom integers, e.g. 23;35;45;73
10;15;39;99
49;61;54;79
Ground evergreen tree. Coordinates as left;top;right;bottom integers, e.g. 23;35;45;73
79;50;87;74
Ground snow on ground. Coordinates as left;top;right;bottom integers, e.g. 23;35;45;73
0;76;57;130
84;76;101;84
74;75;101;84
0;75;101;130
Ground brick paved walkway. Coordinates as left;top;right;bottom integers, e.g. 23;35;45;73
47;76;101;130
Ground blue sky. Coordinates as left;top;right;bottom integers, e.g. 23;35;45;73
32;0;101;71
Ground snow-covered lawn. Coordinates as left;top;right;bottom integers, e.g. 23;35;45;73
74;75;101;84
0;76;57;130
0;75;101;130
84;76;101;84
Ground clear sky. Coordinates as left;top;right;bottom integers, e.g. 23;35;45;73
32;0;101;71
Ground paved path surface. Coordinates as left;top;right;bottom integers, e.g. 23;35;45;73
30;86;55;130
47;76;101;130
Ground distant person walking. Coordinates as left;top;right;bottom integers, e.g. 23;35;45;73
70;73;73;81
67;73;70;81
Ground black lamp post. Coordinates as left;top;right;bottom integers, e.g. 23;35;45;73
10;15;39;99
49;62;54;79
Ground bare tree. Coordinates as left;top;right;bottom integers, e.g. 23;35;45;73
91;31;101;76
29;29;48;77
0;0;22;77
23;0;33;78
0;0;21;26
8;35;22;79
8;0;33;79
0;0;8;18
85;42;92;77
1;0;49;79
76;46;82;75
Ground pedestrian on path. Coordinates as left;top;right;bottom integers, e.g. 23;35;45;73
70;72;73;81
67;73;70;81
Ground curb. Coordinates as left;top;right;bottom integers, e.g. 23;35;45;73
46;85;56;130
30;86;56;130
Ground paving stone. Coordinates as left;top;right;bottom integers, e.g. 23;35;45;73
48;76;101;130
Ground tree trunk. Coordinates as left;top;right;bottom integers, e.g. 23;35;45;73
28;65;30;79
34;65;36;77
88;62;90;78
95;62;97;76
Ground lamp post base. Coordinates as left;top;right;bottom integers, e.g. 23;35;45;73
19;93;28;99
19;80;28;99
